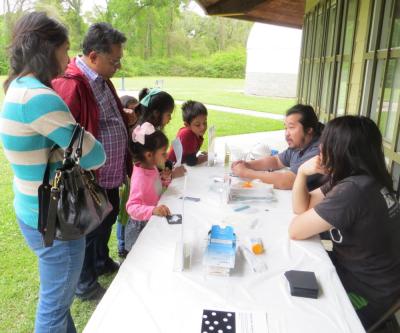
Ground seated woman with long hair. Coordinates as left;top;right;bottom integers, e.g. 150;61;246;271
289;116;400;330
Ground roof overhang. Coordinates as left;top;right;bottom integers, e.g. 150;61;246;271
196;0;305;29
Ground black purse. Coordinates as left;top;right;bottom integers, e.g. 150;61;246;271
38;124;112;247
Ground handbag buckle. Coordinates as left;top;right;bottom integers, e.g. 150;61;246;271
52;171;62;189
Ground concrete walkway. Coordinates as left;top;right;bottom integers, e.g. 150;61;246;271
215;130;287;156
117;89;284;121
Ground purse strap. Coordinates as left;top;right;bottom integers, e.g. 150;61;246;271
42;124;84;185
41;124;84;247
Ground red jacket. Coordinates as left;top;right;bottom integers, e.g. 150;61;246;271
52;57;132;177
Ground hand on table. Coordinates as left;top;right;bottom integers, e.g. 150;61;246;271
153;205;171;217
231;161;249;178
172;165;186;178
197;152;208;164
231;160;250;169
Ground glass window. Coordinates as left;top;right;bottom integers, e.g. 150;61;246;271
380;0;395;49
321;62;331;110
326;63;335;114
391;0;400;48
310;62;320;105
360;60;374;116
303;62;310;99
326;4;337;56
344;0;357;55
397;120;400;152
315;12;324;57
337;61;350;115
306;16;314;58
379;59;400;142
369;0;384;51
370;60;385;123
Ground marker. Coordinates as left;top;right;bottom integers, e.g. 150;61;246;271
234;205;250;212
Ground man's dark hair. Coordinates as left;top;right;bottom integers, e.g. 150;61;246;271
182;100;208;124
82;22;126;55
286;104;324;136
4;12;68;91
321;116;393;192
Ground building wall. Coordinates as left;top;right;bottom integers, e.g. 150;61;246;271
245;72;298;97
245;23;301;98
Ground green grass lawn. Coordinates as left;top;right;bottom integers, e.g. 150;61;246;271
111;76;295;115
0;77;284;332
1;75;295;115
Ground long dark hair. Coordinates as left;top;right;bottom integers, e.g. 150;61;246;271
4;12;68;92
136;88;175;129
321;116;393;192
286;104;324;136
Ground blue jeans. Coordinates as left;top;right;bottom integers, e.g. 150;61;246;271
116;221;125;251
18;219;85;333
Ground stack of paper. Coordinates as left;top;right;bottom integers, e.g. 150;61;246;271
203;225;236;276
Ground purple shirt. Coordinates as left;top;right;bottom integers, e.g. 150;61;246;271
76;56;128;189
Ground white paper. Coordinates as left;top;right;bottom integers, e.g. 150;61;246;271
172;137;183;167
236;311;269;333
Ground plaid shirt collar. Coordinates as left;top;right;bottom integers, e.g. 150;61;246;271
76;56;102;83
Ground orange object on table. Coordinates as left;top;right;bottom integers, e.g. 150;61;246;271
242;181;253;188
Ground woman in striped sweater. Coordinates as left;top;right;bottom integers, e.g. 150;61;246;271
0;13;106;333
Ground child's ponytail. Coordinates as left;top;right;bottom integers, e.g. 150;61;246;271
136;88;175;129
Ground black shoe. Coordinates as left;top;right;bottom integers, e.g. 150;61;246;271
118;249;129;258
97;259;120;276
75;283;106;301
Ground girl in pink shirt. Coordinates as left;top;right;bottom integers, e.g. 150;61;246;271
125;122;171;251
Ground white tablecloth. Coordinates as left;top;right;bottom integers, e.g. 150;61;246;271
84;163;365;333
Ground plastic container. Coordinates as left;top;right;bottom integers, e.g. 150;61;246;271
247;238;264;255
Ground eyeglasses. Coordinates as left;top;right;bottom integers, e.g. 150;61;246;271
100;53;121;67
108;57;121;67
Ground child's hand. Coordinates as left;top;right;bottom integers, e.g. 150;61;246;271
197;152;208;164
160;168;172;182
123;108;138;126
153;205;171;217
172;165;186;178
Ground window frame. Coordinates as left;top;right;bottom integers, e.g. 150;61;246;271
358;0;400;184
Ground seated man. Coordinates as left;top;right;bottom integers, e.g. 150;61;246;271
231;104;325;190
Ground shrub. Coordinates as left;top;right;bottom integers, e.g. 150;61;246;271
118;48;246;79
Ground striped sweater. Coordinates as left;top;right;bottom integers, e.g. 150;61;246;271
0;76;106;229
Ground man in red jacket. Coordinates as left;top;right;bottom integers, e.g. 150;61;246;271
53;23;134;300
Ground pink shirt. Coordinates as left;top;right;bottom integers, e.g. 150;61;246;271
126;164;163;221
